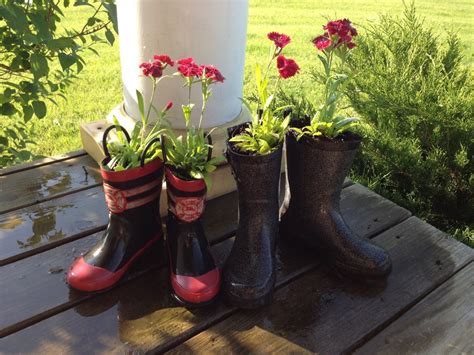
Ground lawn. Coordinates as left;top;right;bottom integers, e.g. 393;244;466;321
19;0;474;157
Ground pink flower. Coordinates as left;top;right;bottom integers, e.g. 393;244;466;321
312;34;332;50
324;18;357;38
277;55;300;79
201;65;225;83
153;55;175;67
177;57;203;78
140;54;175;78
267;32;291;49
315;19;357;50
139;62;163;78
165;101;173;111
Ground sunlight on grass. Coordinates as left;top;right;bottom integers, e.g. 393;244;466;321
24;0;473;157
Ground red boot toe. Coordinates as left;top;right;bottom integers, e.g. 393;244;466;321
67;257;122;292
171;268;221;305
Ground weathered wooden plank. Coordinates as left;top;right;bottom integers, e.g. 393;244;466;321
169;217;474;354
0;150;86;176
0;191;238;338
0;186;239;266
0;187;107;266
0;184;410;353
355;262;474;355
0;155;102;215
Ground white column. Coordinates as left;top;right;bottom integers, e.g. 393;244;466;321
116;0;249;129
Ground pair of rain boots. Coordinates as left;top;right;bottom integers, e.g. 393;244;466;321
222;125;392;309
67;129;219;306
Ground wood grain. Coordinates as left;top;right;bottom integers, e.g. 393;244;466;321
0;150;86;176
169;217;474;355
0;187;239;266
0;155;102;215
0;187;107;266
0;184;410;353
0;191;238;338
355;262;474;355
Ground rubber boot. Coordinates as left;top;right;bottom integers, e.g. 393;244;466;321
67;158;164;292
223;127;282;309
165;168;221;307
280;130;392;278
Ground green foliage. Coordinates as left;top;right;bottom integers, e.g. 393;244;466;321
105;88;168;172
291;29;359;139
230;57;290;155
164;69;224;188
0;0;117;166
346;4;474;246
164;127;222;189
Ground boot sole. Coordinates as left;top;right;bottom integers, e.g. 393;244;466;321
223;287;274;310
170;290;219;309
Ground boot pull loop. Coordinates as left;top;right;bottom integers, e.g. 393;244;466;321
160;134;168;164
102;125;131;158
206;132;213;162
140;137;161;168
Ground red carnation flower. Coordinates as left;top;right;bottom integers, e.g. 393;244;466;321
276;55;300;79
347;42;356;49
313;34;332;50
139;62;163;78
165;101;173;111
267;32;291;49
324;19;357;39
153;54;175;67
177;57;203;78
201;65;225;83
177;57;195;65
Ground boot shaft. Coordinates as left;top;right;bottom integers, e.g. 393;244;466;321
285;131;361;210
101;158;164;216
226;143;282;211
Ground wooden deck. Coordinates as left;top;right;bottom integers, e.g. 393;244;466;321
0;151;473;354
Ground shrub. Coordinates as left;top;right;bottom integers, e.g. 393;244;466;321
0;0;117;167
346;5;473;246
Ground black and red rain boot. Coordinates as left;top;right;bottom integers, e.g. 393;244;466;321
67;131;164;292
165;168;221;307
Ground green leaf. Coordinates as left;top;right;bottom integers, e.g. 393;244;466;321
58;53;76;71
32;101;47;118
103;1;119;33
22;105;34;122
0;103;16;116
30;53;49;80
105;29;115;46
136;90;146;125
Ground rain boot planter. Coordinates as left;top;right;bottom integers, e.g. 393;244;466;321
280;18;391;278
67;128;165;292
165;167;220;306
280;127;392;278
223;33;299;308
161;57;226;306
224;124;283;308
68;55;175;292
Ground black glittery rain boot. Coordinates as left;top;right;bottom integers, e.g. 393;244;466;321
68;129;164;292
280;129;392;278
165;168;221;307
223;124;282;309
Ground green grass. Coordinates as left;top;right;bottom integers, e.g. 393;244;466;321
21;0;474;157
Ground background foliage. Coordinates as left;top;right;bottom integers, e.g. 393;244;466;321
346;5;473;246
0;0;117;165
